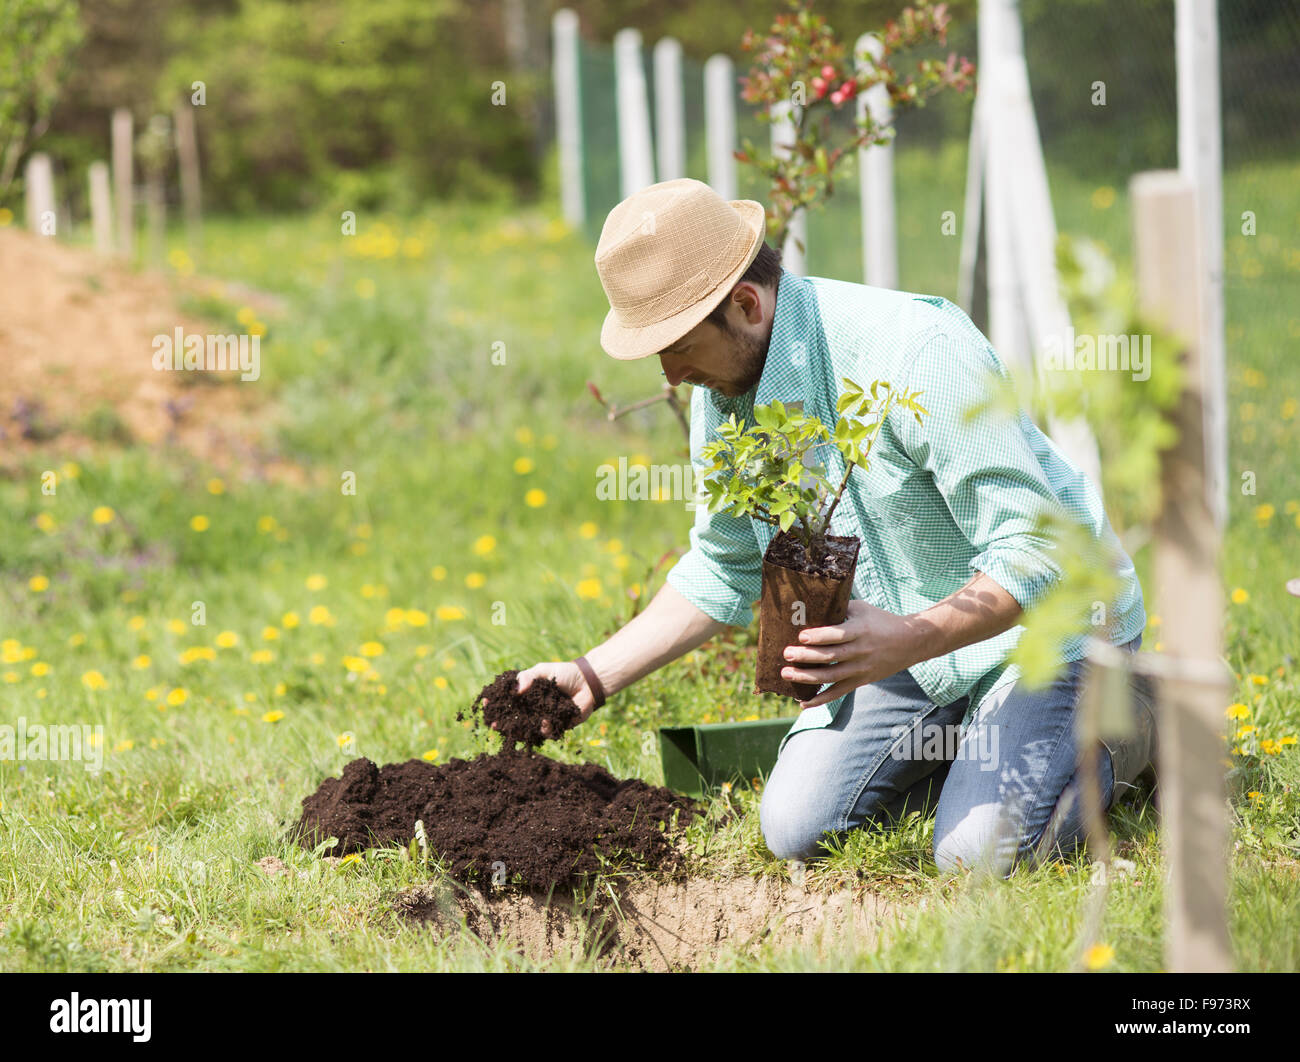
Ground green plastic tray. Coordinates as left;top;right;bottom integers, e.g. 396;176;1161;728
659;717;798;797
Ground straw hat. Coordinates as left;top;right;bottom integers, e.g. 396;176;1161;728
595;177;766;360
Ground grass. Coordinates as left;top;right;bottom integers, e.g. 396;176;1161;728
0;147;1297;971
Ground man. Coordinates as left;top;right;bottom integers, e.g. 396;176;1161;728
519;177;1155;875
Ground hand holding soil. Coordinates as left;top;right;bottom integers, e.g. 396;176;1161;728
460;668;584;748
514;661;599;736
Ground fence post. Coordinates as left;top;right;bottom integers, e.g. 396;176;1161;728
111;108;134;259
551;9;585;228
1131;168;1233;973
173;100;202;256
88;161;113;255
653;38;685;182
24;153;55;236
856;33;896;289
613;28;655;198
704;54;736;201
770;99;805;275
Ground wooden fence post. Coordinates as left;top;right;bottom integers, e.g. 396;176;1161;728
613;28;655;198
1131;168;1233;973
653;37;685;182
88;161;113;254
111;108;134;259
856;33;896;289
704;54;736;201
24;153;55;236
551;9;586;228
173;100;202;256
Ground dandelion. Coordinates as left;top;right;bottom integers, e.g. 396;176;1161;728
473;535;497;556
524;489;547;508
35;512;56;533
31;662;49;677
166;688;189;706
132;655;151;670
189;514;210;532
513;457;535;475
305;574;327;591
1226;703;1249;719
430;565;447;581
1261;739;1280;755
441;658;456;671
308;605;334;626
515;426;535;445
433;676;448;690
167;618;186;634
576;578;602;600
262;710;285;723
257;515;277;533
405;609;429;627
422;749;440;762
28;575;49;592
92;506;115;525
236;306;257;326
578;521;598;539
1083;943;1115;970
68;633;86;646
360;641;384;658
340;853;363;866
435;605;465;621
1247;791;1263;802
179;646;216;664
2;672;17;684
465;572;486;589
250;649;274;664
1254;503;1275;523
128;616;146;631
262;626;280;640
342;655;369;673
337;733;354;748
207;478;226;495
282;611;300;629
1230;588;1249;605
1250;674;1267;686
82;670;109;690
216;631;239;648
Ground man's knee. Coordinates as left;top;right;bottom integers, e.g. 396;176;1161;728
759;786;841;862
932;801;1020;876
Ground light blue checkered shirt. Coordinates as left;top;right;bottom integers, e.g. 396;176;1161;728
664;268;1146;748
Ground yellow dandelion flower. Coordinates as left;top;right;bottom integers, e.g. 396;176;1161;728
342;655;369;673
360;641;384;658
305;574;327;591
441;657;456;671
2;672;18;684
308;605;334;626
215;630;238;648
1254;503;1275;522
166;688;189;706
236;306;257;326
465;572;486;589
257;515;277;533
473;534;497;555
68;632;86;646
167;618;186;634
1247;790;1263;801
92;506;115;525
576;578;602;600
127;616;146;631
337;732;355;748
31;661;50;677
131;655;151;670
513;457;535;475
1261;739;1280;755
604;538;623;553
1279;735;1297;747
81;670;108;690
190;514;210;532
433;676;449;690
1250;674;1267;686
114;740;134;753
1083;943;1115;970
35;512;56;532
250;649;274;664
431;565;447;581
262;626;280;640
1230;588;1249;604
524;489;547;508
262;710;285;723
207;478;226;495
436;605;465;621
514;426;534;445
282;611;300;629
578;521;598;539
1226;703;1249;719
422;749;440;762
274;682;286;696
28;575;49;592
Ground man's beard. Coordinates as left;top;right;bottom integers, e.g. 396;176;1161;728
714;317;771;397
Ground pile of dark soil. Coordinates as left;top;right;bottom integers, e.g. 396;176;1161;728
459;669;580;748
292;749;700;890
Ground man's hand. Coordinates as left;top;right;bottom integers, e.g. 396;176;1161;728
781;599;921;709
513;662;598;739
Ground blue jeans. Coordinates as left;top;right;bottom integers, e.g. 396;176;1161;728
759;636;1145;875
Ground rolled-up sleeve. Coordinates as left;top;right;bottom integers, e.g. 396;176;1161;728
664;391;763;627
889;328;1071;612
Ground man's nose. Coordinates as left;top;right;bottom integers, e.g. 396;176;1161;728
660;360;688;387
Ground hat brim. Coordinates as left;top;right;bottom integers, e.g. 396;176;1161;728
599;199;768;361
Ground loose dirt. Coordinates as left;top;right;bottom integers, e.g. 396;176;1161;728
395;875;901;971
292;750;700;890
460;669;581;748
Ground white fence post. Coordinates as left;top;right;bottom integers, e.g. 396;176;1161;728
704;54;736;201
856;33;896;288
653;37;685;181
88;161;113;255
111;108;134;259
24;153;55;236
771;99;805;275
1176;0;1227;533
552;9;586;227
614;28;655;198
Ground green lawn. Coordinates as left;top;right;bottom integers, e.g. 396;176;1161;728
1;149;1296;971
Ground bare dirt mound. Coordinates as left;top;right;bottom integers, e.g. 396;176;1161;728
395;876;900;971
0;228;299;481
292;752;701;889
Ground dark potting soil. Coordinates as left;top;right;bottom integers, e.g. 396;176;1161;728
766;534;858;579
292;750;700;890
459;669;581;749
